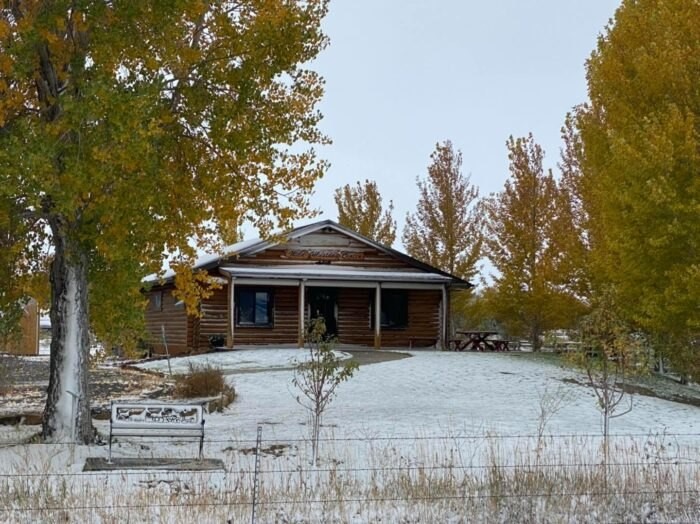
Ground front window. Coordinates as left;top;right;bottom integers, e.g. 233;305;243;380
371;289;409;329
381;290;408;329
236;288;273;327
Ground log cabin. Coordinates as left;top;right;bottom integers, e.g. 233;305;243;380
143;220;471;354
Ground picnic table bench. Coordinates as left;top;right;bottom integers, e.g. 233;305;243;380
108;401;206;463
408;336;438;348
449;331;510;352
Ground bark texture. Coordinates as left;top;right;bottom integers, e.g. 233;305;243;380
42;220;93;443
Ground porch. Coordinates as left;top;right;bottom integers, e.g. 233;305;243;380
198;266;454;350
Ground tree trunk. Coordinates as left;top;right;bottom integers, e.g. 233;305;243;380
530;323;542;352
42;222;93;443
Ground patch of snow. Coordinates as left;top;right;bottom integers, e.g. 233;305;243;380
136;348;351;375
134;349;700;447
142;237;266;283
2;350;700;521
39;338;50;356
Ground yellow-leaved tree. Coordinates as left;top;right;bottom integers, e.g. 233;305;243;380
402;140;482;281
0;0;330;442
334;180;396;246
481;134;586;350
576;0;700;378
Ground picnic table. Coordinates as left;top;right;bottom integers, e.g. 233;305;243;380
450;331;510;352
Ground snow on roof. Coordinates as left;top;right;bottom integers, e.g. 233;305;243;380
219;264;453;283
142;236;264;284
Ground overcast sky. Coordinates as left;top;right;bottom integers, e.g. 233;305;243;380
303;0;621;244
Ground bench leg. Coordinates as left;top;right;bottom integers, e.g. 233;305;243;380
199;419;205;460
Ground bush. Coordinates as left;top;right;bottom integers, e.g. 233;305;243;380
173;362;235;404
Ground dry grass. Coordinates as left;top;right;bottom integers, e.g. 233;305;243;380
1;433;699;522
173;362;235;403
0;354;11;396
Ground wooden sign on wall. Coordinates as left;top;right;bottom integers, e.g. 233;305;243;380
281;249;365;262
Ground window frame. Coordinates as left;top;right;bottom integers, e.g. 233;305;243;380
235;287;274;328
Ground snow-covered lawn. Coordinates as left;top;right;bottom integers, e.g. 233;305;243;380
136;349;700;440
136;348;352;375
2;350;700;522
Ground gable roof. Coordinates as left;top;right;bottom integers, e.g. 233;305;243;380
145;219;472;287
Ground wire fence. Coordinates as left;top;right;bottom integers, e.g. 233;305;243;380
1;429;700;522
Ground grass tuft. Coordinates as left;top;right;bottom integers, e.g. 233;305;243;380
173;362;235;404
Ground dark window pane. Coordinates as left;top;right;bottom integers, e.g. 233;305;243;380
255;292;269;324
236;288;272;326
381;290;408;328
238;290;255;324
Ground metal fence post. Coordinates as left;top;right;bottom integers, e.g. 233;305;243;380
251;425;262;524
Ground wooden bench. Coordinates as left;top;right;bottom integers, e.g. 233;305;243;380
108;401;205;463
408;337;438;348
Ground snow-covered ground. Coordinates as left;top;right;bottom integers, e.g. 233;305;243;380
136;348;352;375
136;349;700;441
2;350;700;522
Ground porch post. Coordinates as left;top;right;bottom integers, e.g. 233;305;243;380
227;276;235;348
374;283;382;349
441;284;449;350
298;279;306;348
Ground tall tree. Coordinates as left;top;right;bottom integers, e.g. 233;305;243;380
577;0;700;374
482;134;586;350
334;180;396;246
402;140;482;281
0;0;329;442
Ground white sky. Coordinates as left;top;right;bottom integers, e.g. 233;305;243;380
301;0;621;246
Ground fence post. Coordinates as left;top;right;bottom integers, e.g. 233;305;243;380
251;425;262;524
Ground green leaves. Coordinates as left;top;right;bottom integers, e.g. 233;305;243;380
480;134;587;347
0;0;330;347
577;0;699;373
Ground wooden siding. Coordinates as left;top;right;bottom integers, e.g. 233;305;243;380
233;285;299;345
144;287;190;355
380;289;441;347
336;288;374;346
196;286;229;349
2;300;39;355
223;228;418;271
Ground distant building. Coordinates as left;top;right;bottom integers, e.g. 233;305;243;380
1;298;39;356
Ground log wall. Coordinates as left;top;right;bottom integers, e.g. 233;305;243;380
196;286;229;349
380;289;441;347
2;300;39;356
336;288;374;346
144;287;190;355
232;285;299;345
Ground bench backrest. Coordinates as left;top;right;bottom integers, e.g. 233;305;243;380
110;402;204;433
